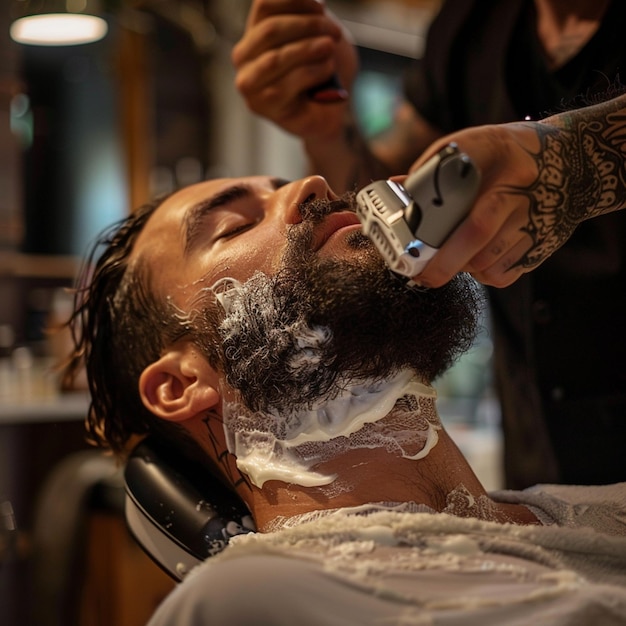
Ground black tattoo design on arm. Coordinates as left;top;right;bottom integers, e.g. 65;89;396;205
506;107;626;270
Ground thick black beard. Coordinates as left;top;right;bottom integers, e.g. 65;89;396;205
205;193;484;415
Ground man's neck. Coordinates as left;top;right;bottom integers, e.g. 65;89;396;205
244;412;538;532
533;0;611;70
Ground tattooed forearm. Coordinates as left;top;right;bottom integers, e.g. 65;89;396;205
508;95;626;269
546;96;626;220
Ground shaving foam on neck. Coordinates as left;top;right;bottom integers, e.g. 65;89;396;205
222;372;438;488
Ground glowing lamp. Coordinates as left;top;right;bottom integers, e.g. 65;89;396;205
10;1;108;46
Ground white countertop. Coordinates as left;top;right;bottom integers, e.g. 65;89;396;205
0;390;90;424
0;356;90;424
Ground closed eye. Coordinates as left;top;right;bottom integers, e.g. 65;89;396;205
185;177;290;254
215;221;258;240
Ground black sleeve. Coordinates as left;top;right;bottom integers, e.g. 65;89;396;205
403;0;475;133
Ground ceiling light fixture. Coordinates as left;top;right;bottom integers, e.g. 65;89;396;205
10;1;108;46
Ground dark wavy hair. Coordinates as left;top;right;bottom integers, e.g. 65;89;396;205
63;194;193;456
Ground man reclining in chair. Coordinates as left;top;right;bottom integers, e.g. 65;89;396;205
65;97;626;624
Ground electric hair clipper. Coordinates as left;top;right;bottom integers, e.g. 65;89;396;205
356;143;481;278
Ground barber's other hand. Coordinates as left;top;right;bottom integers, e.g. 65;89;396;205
233;0;358;140
406;121;587;289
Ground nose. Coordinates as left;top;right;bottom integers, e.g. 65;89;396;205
282;176;336;225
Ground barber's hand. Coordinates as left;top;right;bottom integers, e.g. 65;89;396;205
407;121;587;289
232;0;358;140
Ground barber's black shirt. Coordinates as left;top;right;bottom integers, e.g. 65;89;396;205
405;0;626;488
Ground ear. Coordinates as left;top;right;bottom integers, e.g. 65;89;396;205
139;345;219;423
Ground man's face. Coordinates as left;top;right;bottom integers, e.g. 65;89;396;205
131;175;362;307
133;174;480;398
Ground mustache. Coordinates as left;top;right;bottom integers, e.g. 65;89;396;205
288;191;365;257
297;191;357;224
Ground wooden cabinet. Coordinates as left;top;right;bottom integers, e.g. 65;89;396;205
79;512;175;626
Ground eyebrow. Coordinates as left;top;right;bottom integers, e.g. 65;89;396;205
183;178;289;256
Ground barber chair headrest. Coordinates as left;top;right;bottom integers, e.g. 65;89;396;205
124;438;254;581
